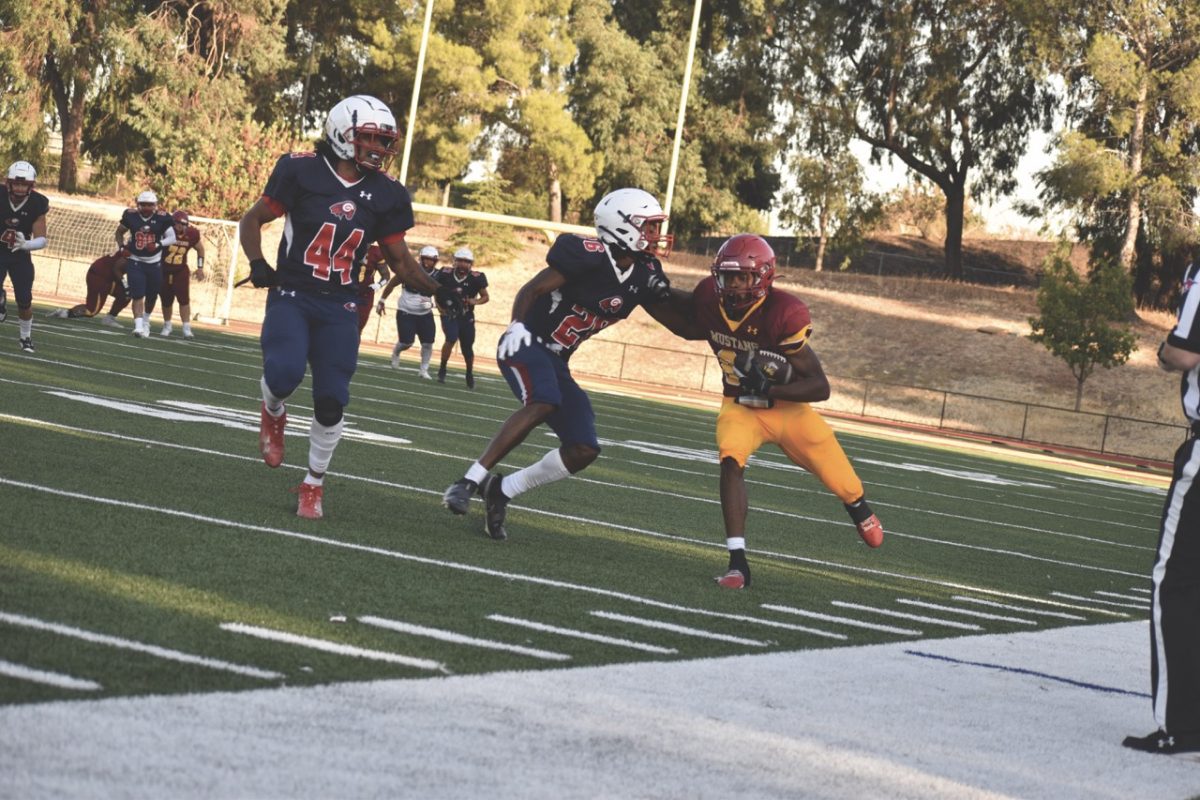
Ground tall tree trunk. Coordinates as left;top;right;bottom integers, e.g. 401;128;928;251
815;209;829;271
942;182;965;280
1119;69;1150;271
45;50;88;193
1074;376;1084;412
548;168;562;223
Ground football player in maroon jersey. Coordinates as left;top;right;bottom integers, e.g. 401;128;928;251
46;249;131;325
644;233;883;589
158;210;206;338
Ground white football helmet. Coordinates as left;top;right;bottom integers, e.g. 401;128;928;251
453;247;474;262
325;95;399;171
136;190;157;206
6;160;36;198
418;245;439;259
594;188;672;257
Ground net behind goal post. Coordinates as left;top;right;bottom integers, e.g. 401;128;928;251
33;194;242;324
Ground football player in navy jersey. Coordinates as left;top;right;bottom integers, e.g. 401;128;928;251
443;188;672;540
0;161;50;353
239;94;460;520
115;190;176;339
435;246;489;388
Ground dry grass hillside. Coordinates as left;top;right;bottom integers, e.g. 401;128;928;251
432;229;1181;428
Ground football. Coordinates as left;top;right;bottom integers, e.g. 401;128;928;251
750;348;794;385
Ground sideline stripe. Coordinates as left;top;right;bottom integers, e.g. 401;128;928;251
589;611;774;646
0;658;101;691
0;611;282;680
906;650;1151;698
895;599;1038;626
0;477;845;639
1049;592;1140;612
1;413;1148;582
759;604;922;636
487;614;677;654
358;616;570;661
219;623;444;671
831;601;982;631
951;596;1086;621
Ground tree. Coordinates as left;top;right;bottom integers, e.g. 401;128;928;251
1028;247;1137;411
1031;1;1200;306
779;146;879;271
779;0;1053;278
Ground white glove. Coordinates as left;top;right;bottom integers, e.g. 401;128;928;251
10;231;25;252
497;320;532;359
369;280;386;292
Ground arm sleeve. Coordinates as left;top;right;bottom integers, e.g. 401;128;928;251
261;154;299;214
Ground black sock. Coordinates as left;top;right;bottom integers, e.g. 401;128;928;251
728;548;751;584
845;497;874;524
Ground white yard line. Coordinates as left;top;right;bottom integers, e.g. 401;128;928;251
0;659;100;691
1049;592;1143;611
357;616;570;662
830;601;982;631
219;623;443;671
759;604;922;636
895;598;1038;625
486;614;678;654
951;596;1086;620
0;611;281;680
589;611;772;647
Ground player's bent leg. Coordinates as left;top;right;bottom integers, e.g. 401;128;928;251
716;456;753;589
259;376;290;468
292;396;344;520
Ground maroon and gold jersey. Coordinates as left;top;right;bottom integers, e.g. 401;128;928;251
694;276;813;397
162;225;201;272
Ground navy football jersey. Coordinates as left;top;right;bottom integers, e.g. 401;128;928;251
119;208;174;263
525;234;664;360
437;267;488;319
0;187;50;265
261;152;413;296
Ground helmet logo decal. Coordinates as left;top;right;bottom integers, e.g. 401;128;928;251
329;201;358;220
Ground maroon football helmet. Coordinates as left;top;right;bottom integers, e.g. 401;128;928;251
171;210;189;233
711;234;776;315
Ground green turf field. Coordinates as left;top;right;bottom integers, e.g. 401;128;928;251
0;310;1162;705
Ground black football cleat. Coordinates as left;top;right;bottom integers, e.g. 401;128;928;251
465;372;475;390
436;366;447;384
480;473;509;540
442;478;478;515
1123;729;1200;755
0;288;7;322
19;336;34;353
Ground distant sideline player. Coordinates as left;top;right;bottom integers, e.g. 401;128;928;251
442;188;671;540
644;233;883;588
238;94;460;520
0;160;50;353
378;243;437;378
158;210;206;338
115;190;175;339
46;249;130;326
435;246;488;388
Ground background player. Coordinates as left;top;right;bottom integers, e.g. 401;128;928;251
442;188;671;540
0;160;50;353
239;94;460;519
378;243;437;378
46;249;130;326
158;210;206;338
355;242;391;335
115;190;175;338
434;246;488;388
644;233;882;589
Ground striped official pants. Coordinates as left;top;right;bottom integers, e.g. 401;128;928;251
1152;435;1200;733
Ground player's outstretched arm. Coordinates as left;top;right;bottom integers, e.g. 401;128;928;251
238;198;279;262
643;288;705;340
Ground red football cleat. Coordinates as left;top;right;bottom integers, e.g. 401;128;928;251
714;569;746;590
293;482;323;520
259;403;286;468
856;514;884;548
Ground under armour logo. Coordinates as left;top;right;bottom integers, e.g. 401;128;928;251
277;288;296;297
360;191;372;201
746;326;758;335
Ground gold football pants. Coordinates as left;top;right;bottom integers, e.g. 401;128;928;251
716;398;863;503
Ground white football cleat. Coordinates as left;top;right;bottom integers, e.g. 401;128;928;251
160;322;173;337
101;316;123;328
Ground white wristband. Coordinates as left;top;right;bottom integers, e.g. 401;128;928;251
22;236;47;252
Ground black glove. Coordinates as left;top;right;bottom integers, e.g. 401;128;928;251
646;269;671;304
733;349;773;400
249;258;278;288
435;285;464;318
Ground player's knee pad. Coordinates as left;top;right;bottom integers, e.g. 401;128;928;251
313;396;344;427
